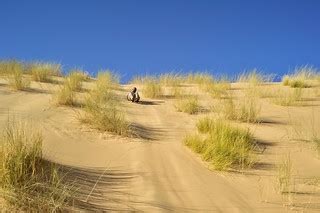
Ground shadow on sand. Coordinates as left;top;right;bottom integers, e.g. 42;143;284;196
137;100;164;105
129;123;166;140
57;163;208;212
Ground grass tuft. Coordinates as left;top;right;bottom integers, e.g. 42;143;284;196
53;82;76;106
282;66;318;88
81;72;129;135
277;153;293;194
272;88;303;106
0;118;73;211
185;118;256;170
237;69;272;86
29;62;62;82
0;60;30;90
220;90;261;123
175;95;199;114
142;77;163;98
66;70;88;92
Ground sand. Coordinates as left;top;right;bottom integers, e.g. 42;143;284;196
0;79;319;212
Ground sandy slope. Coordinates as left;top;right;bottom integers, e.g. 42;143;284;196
0;80;319;212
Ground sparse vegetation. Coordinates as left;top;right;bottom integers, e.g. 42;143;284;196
175;95;199;114
53;71;87;106
185;118;256;170
81;71;129;135
53;82;76;106
66;70;88;92
272;88;303;106
205;80;231;99
29;62;61;82
0;60;30;90
142;77;163;98
277;153;293;194
95;70;120;90
220;90;261;123
238;69;272;86
159;73;182;87
185;72;214;85
282;66;318;88
0;118;73;211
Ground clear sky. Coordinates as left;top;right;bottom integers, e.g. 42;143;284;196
1;0;319;82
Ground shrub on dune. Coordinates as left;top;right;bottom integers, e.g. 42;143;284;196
184;72;214;85
175;95;199;114
0;119;73;211
237;69;271;86
96;70;120;90
29;62;62;82
220;91;261;123
185;118;256;170
205;80;231;99
0;60;30;90
53;82;76;106
282;66;318;88
81;72;129;135
142;77;163;98
272;88;303;106
159;73;183;87
66;70;87;92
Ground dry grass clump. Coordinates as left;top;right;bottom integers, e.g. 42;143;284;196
205;80;231;99
29;62;61;82
185;72;214;85
175;95;199;114
0;119;73;211
220;90;261;123
237;69;272;86
81;72;129;135
272;88;303;106
142;77;163;98
0;60;30;90
277;154;293;194
53;82;76;106
185;118;256;170
96;71;120;90
282;66;318;88
159;73;183;86
65;70;89;92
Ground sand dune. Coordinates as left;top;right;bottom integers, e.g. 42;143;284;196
0;78;319;212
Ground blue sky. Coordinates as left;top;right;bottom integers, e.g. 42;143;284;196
0;0;319;82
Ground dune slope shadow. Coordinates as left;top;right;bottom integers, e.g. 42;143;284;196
129;123;166;140
57;164;139;211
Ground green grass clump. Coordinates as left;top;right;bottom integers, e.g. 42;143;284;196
185;118;256;170
81;72;129;135
196;116;216;133
0;119;73;211
272;88;303;106
175;95;199;114
0;60;30;90
29;62;61;82
142;77;163;98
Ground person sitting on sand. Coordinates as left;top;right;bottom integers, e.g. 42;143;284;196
127;87;140;102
